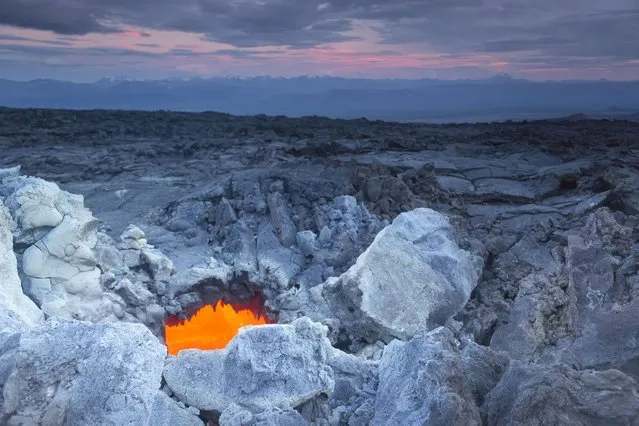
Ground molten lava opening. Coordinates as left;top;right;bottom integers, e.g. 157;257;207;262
164;293;273;355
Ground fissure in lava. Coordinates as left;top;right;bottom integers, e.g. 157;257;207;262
164;294;273;355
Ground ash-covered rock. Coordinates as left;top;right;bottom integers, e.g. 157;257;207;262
219;403;308;426
488;208;639;373
163;191;385;318
1;318;166;426
321;208;483;344
163;317;335;413
297;347;380;425
0;168;180;331
0;196;44;413
0;199;42;333
482;362;639;425
373;327;483;426
97;224;176;329
2;109;639;425
1;175;112;322
148;391;204;426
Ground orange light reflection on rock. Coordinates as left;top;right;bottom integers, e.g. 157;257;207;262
164;297;272;355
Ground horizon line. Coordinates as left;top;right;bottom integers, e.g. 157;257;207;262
2;74;639;84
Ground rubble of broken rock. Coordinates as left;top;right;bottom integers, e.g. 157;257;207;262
1;107;639;425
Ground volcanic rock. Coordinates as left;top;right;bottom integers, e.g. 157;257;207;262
460;342;510;407
219;403;308;426
163;317;335;413
3;108;639;425
148;391;204;426
1;175;115;322
322;208;483;342
267;191;297;247
318;347;379;425
372;327;481;425
0;199;42;331
490;270;574;361
120;224;148;249
167;260;234;298
141;247;174;282
296;230;317;256
255;220;304;289
482;361;639;425
490;208;639;372
1;318;166;426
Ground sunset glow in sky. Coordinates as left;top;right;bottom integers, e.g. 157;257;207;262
1;0;638;81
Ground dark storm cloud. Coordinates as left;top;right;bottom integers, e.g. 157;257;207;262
0;33;72;45
0;0;360;46
0;0;118;34
0;0;478;47
482;37;569;53
0;42;281;62
1;0;638;64
472;9;639;61
371;2;639;62
0;43;160;58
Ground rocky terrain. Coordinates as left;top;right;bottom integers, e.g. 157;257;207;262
1;107;639;425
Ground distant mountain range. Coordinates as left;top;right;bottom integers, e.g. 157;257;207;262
1;75;638;123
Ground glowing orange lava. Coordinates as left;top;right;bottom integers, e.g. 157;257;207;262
164;297;272;355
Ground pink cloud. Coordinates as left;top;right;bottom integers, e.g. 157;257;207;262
0;24;636;81
118;30;148;38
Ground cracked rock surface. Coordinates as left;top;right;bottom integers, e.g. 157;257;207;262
163;317;335;413
321;208;483;344
0;197;42;334
1;318;166;426
2;108;639;424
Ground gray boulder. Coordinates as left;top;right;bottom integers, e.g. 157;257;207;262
320;348;379;425
296;230;317;257
460;342;510;407
267;191;297;248
255;221;304;290
0;200;42;330
219;403;308;426
563;226;639;371
322;208;483;342
215;197;238;227
1;318;166;426
118;225;174;282
2;176;115;322
163;317;335;413
482;361;639;426
167;259;234;297
491;208;639;371
120;224;149;249
221;221;258;274
490;270;575;362
0;166;20;181
372;328;481;426
141;247;174;282
147;392;204;426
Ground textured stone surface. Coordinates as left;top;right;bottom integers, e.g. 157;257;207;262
1;176;113;322
163;317;335;413
1;318;166;426
323;208;483;342
219;403;308;426
482;362;639;426
0;199;42;330
147;392;204;426
490;208;639;372
2;109;639;425
373;328;481;426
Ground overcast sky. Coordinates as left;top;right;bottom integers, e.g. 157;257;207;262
0;0;638;81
